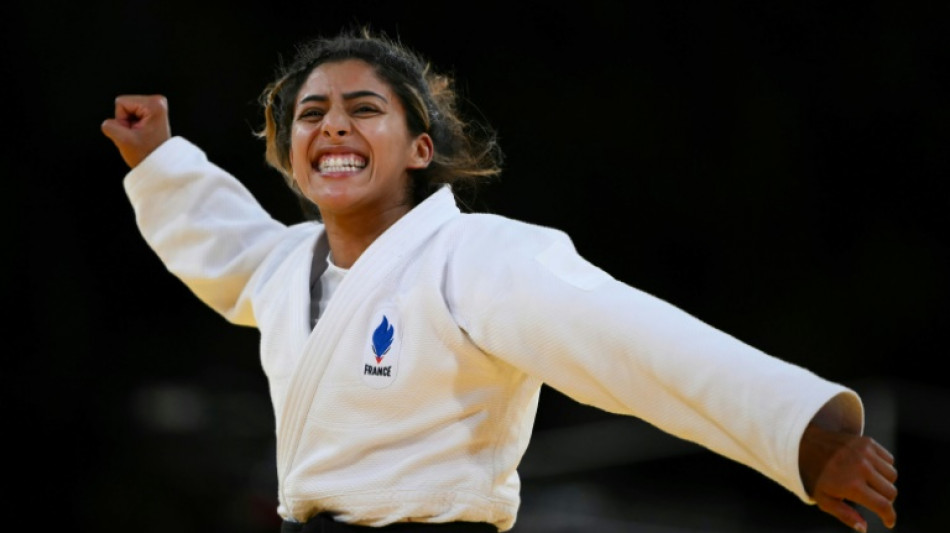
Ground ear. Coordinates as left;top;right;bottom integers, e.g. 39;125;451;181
407;133;434;170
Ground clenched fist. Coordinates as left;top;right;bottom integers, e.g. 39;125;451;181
101;95;172;168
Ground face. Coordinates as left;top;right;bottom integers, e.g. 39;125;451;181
289;59;433;224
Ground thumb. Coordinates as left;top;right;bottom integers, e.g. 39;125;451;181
100;118;144;169
101;117;130;144
814;493;868;533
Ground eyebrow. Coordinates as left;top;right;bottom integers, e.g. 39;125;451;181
298;90;389;105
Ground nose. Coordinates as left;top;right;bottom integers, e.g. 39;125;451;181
322;108;350;139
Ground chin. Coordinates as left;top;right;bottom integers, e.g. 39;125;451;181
311;188;359;211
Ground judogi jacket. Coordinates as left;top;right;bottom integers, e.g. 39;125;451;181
124;136;863;531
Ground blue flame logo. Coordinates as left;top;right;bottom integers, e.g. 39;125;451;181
371;315;394;363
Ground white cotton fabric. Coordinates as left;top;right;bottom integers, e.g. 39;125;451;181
319;255;347;317
124;137;863;531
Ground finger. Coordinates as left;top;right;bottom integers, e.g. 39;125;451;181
857;480;898;529
113;95;147;125
875;446;895;464
868;462;898;501
837;476;897;531
868;438;896;464
871;452;898;482
869;473;898;503
877;502;897;530
113;95;167;128
814;493;867;532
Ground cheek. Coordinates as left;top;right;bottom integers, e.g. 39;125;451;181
366;127;414;164
289;127;312;170
289;126;305;157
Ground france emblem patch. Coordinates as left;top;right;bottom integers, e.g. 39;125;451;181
362;310;400;388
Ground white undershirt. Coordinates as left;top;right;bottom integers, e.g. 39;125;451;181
319;253;348;317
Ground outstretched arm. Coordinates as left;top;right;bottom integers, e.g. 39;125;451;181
799;422;898;532
101;94;172;168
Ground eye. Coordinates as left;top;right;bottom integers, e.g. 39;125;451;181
352;103;382;116
296;107;325;121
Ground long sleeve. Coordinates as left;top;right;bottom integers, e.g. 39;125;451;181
445;215;862;504
122;136;292;326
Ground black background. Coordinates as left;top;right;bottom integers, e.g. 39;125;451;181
6;1;947;532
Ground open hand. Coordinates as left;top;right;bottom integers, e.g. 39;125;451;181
799;423;898;532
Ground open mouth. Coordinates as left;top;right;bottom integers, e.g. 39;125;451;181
317;153;368;174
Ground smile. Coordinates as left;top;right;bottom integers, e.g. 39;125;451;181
318;154;368;173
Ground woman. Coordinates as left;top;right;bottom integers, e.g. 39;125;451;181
101;28;897;533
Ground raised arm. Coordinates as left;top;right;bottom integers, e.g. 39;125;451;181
102;94;296;328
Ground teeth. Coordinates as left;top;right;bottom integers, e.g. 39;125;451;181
318;154;367;173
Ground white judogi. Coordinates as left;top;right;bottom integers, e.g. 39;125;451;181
124;137;863;531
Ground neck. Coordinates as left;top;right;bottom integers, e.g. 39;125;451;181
321;205;410;268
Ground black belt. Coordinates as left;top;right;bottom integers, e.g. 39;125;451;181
280;514;497;533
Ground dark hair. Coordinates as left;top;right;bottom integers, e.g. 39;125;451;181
256;27;503;213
